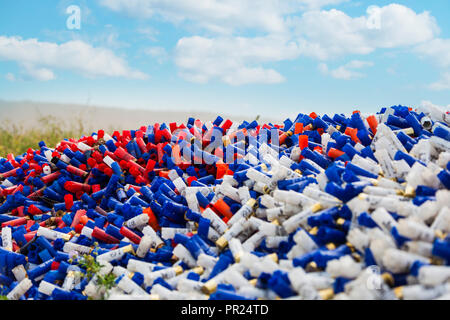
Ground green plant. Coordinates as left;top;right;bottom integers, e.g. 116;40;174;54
97;273;117;292
77;254;102;280
0;285;9;300
76;252;117;300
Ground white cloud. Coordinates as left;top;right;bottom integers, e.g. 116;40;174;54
319;60;373;80
145;46;168;64
175;35;300;85
103;31;130;49
292;4;439;60
415;39;450;90
223;68;285;86
5;72;15;82
367;4;438;48
346;60;374;69
416;39;450;68
174;4;440;85
99;0;348;34
101;2;441;86
21;63;56;81
428;72;450;91
293;9;371;59
0;36;147;80
298;0;349;10
137;27;159;41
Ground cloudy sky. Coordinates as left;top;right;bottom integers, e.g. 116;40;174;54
0;0;449;118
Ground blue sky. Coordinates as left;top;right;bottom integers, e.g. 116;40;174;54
0;0;449;119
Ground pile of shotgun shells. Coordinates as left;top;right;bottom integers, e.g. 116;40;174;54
0;104;450;300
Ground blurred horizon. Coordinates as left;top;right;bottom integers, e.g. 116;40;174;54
0;99;285;131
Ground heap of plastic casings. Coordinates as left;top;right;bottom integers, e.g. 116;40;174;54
0;104;449;300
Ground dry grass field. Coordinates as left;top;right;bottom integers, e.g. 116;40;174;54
0;100;281;156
